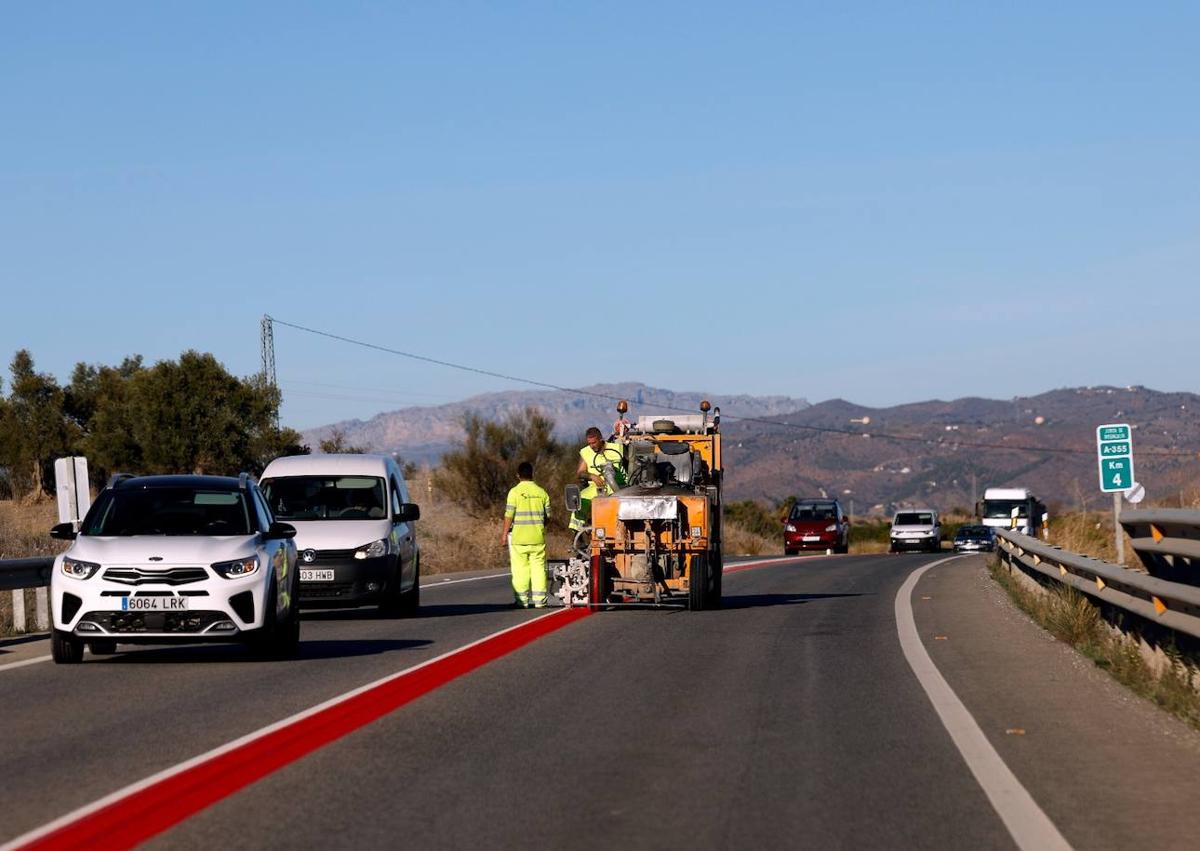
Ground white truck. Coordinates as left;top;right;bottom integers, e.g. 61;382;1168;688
977;487;1047;537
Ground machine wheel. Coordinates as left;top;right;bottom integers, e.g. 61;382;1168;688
588;557;606;612
52;629;84;664
88;640;117;655
706;554;723;609
689;554;708;612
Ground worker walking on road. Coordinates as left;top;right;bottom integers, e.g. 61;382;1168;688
571;427;625;531
501;461;551;608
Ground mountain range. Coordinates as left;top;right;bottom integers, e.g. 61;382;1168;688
302;383;1200;514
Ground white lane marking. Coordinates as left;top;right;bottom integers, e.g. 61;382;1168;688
895;556;1072;851
0;654;51;673
423;571;509;587
1;608;568;851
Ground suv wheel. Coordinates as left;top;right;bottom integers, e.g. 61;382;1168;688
250;577;300;659
52;629;84;664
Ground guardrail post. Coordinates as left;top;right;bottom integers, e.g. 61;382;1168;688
35;586;49;631
12;589;26;633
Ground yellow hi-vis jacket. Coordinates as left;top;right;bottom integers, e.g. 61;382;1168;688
580;441;624;499
505;480;550;546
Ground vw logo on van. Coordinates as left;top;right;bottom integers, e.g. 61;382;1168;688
301;549;317;564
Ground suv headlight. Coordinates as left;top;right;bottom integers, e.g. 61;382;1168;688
61;558;101;579
212;557;259;578
355;539;389;560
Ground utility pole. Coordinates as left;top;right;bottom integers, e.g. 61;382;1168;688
260;314;279;427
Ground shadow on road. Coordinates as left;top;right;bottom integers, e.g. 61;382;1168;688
93;638;433;664
302;602;523;621
0;633;49;652
720;592;868;610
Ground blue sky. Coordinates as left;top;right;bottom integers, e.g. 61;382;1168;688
3;2;1197;429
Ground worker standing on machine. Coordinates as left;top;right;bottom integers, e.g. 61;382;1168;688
501;461;551;608
571;425;626;531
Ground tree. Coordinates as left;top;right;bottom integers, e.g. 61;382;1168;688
434;407;576;518
319;428;366;454
3;350;76;496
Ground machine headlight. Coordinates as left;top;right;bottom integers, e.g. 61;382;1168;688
61;558;101;579
690;526;703;538
355;539;388;560
212;556;259;578
594;528;606;540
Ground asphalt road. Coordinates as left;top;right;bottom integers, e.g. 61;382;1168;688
4;553;1200;849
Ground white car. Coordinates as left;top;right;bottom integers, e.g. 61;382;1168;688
889;509;941;553
49;473;300;663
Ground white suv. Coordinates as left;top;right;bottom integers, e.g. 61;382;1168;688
889;509;941;553
49;474;300;663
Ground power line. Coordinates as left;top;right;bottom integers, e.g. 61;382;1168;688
266;315;1197;460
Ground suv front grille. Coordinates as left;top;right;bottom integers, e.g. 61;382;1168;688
102;567;209;586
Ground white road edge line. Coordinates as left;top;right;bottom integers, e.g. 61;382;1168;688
895;556;1072;851
0;654;51;673
423;571;509;587
1;608;567;851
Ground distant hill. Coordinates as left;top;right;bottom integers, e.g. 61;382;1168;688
722;386;1200;514
302;384;1200;515
301;382;810;464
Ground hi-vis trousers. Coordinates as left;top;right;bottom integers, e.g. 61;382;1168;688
510;543;548;608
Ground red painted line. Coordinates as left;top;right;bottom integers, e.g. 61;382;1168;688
12;608;591;851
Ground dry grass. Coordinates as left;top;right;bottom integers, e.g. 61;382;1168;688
989;557;1200;729
0;499;63;635
1044;511;1132;565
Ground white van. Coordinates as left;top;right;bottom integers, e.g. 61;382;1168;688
260;454;420;615
889;509;941;553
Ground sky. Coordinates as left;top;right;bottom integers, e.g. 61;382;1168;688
3;2;1198;430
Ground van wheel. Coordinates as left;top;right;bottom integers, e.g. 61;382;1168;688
381;557;420;617
52;630;84;664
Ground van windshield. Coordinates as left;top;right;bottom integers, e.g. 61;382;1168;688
894;512;934;526
261;476;387;521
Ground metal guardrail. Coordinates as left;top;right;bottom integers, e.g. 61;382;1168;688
995;528;1200;640
1119;509;1200;583
0;557;54;592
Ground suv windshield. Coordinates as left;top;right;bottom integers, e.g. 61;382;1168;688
894;512;934;526
790;502;838;521
84;488;253;536
261;476;388;521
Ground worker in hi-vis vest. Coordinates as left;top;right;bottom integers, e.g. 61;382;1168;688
571;426;625;531
501;461;551;608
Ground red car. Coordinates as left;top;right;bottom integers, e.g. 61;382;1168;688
784;499;850;555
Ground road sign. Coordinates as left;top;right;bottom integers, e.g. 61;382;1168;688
1097;423;1134;493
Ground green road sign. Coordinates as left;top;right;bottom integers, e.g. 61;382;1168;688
1096;423;1134;493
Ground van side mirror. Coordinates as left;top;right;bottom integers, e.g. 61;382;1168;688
267;521;297;539
565;484;581;512
50;522;78;540
395;503;420;523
